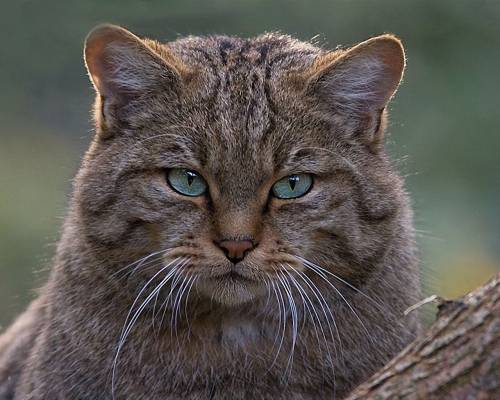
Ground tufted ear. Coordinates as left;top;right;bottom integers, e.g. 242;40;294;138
84;24;187;137
305;35;405;149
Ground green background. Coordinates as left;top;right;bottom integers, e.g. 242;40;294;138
1;0;499;327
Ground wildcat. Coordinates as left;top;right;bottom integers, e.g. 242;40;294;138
0;25;421;399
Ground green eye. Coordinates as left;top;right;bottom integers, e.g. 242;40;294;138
272;174;313;199
167;168;207;197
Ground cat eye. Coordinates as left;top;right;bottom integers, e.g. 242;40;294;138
167;168;208;197
271;174;313;199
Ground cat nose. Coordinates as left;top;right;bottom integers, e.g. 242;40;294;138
216;239;256;263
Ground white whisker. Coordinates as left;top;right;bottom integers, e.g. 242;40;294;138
293;266;342;356
171;272;195;336
182;275;198;334
276;270;298;379
287;264;339;374
268;278;286;369
111;248;172;279
295;255;385;312
158;260;190;330
298;257;372;343
111;257;184;398
117;257;183;346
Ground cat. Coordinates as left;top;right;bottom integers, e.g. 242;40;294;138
0;24;421;399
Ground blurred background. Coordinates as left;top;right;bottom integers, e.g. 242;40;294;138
1;0;499;328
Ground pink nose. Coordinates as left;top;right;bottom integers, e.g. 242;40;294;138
217;240;255;263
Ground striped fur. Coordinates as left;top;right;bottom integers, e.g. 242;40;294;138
0;25;420;399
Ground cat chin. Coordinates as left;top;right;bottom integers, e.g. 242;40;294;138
196;275;264;307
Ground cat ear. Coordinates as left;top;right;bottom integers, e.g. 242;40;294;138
84;24;187;137
305;34;405;149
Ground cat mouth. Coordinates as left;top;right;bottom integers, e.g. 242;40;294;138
222;270;253;282
211;268;255;284
205;262;263;285
195;265;268;306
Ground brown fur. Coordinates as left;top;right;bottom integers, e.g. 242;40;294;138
0;25;420;399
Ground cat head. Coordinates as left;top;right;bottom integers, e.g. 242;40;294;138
77;24;409;307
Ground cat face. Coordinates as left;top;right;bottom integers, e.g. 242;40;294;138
79;25;407;307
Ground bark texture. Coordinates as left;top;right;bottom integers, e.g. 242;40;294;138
346;274;500;399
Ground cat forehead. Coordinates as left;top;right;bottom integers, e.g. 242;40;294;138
153;122;338;183
163;34;323;143
170;33;320;68
136;35;338;175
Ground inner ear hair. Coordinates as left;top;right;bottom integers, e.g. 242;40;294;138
83;24;190;138
304;34;405;150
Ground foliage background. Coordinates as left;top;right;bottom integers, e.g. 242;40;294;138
1;0;499;327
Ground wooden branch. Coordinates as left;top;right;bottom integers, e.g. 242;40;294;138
346;274;500;399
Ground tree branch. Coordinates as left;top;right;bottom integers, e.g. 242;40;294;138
346;274;500;399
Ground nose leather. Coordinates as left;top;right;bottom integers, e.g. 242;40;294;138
217;240;255;262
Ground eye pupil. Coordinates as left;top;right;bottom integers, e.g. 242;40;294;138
186;171;195;186
289;175;298;191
